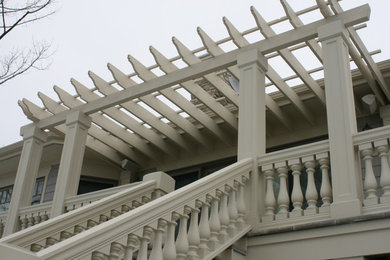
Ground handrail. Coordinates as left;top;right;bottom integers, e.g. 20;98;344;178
24;159;252;259
258;139;330;167
0;179;159;249
353;125;390;145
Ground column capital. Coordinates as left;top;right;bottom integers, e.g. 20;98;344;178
20;124;47;143
318;20;349;43
65;111;92;128
237;48;268;72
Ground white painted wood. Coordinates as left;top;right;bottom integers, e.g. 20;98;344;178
289;160;303;216
149;46;238;131
251;6;326;109
263;165;275;219
237;48;267;226
275;162;289;219
187;207;200;259
208;196;221;250
218;191;229;243
162;220;177;260
359;143;378;200
227;186;238;235
137;227;152;260
303;158;318;214
50;111;91;217
149;220;165;260
4;125;46;236
329;0;390;102
318;154;332;208
198;200;211;258
30;5;369;130
374;140;390;200
318;20;362;218
175;213;189;260
18;99;122;164
123;235;138;260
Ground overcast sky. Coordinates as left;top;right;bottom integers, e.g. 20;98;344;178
0;0;389;148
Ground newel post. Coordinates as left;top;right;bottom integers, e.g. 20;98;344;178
318;20;362;218
237;48;268;225
4;124;47;235
50;111;92;217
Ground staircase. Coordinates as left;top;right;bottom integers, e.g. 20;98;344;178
0;159;253;259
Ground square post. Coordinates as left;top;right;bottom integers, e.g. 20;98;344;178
237;48;268;225
4;124;47;235
318;20;362;219
50;111;91;217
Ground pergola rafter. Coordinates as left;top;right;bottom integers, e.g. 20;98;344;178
17;2;384;170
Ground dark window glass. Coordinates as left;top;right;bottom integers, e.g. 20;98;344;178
0;185;13;212
31;177;45;205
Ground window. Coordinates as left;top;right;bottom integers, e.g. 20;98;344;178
0;185;13;212
31;177;45;205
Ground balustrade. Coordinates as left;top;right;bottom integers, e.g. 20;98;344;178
8;159;252;260
259;141;332;223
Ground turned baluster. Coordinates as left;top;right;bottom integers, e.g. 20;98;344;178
121;204;131;213
303;157;318;214
199;198;211;258
236;177;247;228
74;224;86;234
187;204;201;259
176;210;190;260
263;166;276;220
137;226;153;260
227;185;238;236
360;144;378;200
289;160;303;217
276;163;289;218
20;217;28;229
60;231;72;241
218;190;230;242
87;219;98;229
41;213;49;222
318;154;332;208
109;242;123;260
123;234;138;260
375;140;390;200
34;215;41;225
208;196;221;250
0;222;4;238
92;251;107;260
162;215;178;260
27;216;35;227
149;220;166;260
111;209;121;218
99;214;109;223
46;237;58;247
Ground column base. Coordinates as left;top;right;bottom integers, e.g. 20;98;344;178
330;199;362;219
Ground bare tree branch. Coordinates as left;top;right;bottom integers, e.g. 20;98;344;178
0;0;55;85
0;41;52;85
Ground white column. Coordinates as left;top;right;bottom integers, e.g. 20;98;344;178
4;124;47;235
237;48;268;225
318;20;362;218
50;111;91;217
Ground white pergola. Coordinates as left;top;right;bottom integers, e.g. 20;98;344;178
5;0;388;235
17;0;388;169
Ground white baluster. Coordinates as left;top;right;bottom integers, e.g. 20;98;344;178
110;242;123;260
275;162;289;220
208;196;220;250
149;220;166;260
317;153;332;212
375;140;390;203
236;177;247;229
137;226;153;260
176;210;190;260
199;198;211;258
27;216;34;227
92;251;107;260
188;204;201;260
218;190;229;242
303;157;318;215
289;159;303;217
227;185;238;236
262;166;275;222
0;222;4;238
359;143;378;205
34;215;41;225
21;217;28;230
60;231;72;241
123;234;138;260
163;214;178;260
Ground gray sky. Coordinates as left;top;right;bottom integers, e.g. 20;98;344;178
1;0;389;147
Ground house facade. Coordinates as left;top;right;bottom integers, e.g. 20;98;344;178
0;1;390;259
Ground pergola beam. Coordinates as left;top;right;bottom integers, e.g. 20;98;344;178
197;27;292;130
128;55;234;146
32;4;370;130
18;99;123;165
150;46;238;130
71;78;178;157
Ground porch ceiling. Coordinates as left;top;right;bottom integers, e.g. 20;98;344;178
17;0;388;169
